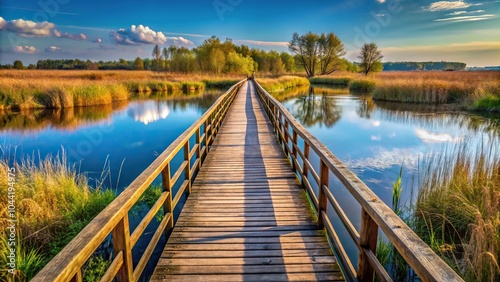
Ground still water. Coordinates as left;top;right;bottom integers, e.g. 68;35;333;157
1;91;222;189
2;85;499;278
276;84;500;268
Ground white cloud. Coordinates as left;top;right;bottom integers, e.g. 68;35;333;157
45;46;60;52
0;17;54;37
233;39;288;47
166;36;194;46
415;129;462;143
423;1;481;12
435;14;494;22
15;45;37;53
447;10;467;15
446;9;486;15
377;0;386;3
110;24;167;45
371;135;382;141
0;17;88;41
53;30;87;40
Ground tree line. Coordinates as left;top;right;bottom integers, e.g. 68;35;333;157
1;33;466;75
383;61;466;71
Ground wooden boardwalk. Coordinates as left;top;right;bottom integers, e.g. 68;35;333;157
151;81;344;281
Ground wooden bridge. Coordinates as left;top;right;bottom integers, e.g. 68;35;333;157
33;80;463;282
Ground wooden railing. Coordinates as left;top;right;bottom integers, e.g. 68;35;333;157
254;81;463;282
32;80;245;282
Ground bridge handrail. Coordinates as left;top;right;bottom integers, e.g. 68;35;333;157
253;80;463;282
32;79;246;282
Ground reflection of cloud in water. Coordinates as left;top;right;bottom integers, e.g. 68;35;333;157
371;135;381;141
372;120;381;127
344;146;421;172
127;101;170;125
415;129;462;143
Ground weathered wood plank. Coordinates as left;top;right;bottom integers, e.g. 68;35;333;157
151;81;342;282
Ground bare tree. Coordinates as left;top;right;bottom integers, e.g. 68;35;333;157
358;43;383;75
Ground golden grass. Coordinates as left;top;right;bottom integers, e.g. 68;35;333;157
312;71;500;108
415;142;500;281
0;149;115;280
0;70;245;109
256;76;310;92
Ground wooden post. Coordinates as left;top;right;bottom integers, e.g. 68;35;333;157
317;160;328;229
112;216;133;281
303;143;310;179
69;269;82;282
184;141;191;194
284;120;290;156
196;127;201;171
358;208;378;282
292;131;298;172
162;164;174;232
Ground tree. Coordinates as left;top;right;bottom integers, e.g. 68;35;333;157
134;57;144;70
289;32;345;77
317;33;346;75
162;47;169;71
152;44;162;72
358;43;383;75
13;60;24;70
280;52;296;72
268;51;284;77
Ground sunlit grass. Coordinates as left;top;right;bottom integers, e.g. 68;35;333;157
257;76;310;92
0;149;116;280
0;70;244;109
414;141;500;281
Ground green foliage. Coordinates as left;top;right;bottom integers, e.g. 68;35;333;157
82;256;110;282
0;234;46;282
133;57;144;70
414;142;500;281
358;43;383;75
13;60;24;70
348;79;376;92
289;32;346;77
392;163;403;215
309;77;351;86
0;151;116;279
473;95;500;112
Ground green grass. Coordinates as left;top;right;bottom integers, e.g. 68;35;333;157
0;149;116;280
309;76;352;86
204;79;239;89
348;79;376;92
257;76;310;92
413;142;500;281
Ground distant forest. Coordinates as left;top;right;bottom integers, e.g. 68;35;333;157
2;59;468;72
383;61;466;71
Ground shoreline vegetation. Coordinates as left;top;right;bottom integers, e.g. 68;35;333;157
256;76;310;92
0;70;241;110
0;150;116;281
309;71;500;112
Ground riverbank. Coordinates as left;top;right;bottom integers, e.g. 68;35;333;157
0;70;242;110
310;71;500;112
256;76;310;92
0;151;115;281
414;142;500;281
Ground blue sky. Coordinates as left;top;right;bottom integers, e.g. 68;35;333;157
1;0;499;66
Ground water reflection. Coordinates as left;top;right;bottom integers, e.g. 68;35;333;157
128;102;170;125
290;95;342;128
0;93;221;132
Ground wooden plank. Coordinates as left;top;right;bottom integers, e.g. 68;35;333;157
155;264;340;275
151;272;344;282
152;80;343;282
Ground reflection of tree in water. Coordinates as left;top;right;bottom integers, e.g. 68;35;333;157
292;92;342;128
356;95;375;119
0;92;223;132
